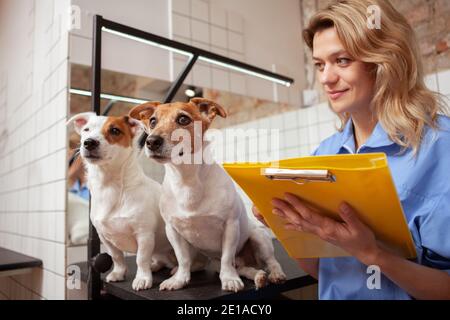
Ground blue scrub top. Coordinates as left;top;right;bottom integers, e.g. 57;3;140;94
313;115;450;300
69;179;90;201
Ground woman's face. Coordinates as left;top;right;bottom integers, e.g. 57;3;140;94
313;27;375;115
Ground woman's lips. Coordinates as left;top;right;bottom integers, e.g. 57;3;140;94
328;89;349;100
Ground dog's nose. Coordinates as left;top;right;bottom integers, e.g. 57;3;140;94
83;138;99;151
146;136;164;151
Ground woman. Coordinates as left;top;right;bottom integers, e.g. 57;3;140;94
253;0;450;299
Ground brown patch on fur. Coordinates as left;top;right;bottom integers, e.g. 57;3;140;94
189;98;227;120
129;100;227;155
254;270;268;289
128;101;160;120
101;116;134;148
133;101;226;149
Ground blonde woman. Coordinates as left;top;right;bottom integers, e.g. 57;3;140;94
253;0;450;299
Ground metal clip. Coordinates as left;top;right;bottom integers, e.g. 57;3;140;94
261;168;336;185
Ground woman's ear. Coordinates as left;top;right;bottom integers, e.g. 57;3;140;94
128;101;161;121
66;112;96;134
189;98;227;121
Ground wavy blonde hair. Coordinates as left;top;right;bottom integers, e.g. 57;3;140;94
303;0;448;154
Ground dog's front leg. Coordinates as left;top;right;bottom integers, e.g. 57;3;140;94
159;224;193;291
132;233;155;291
220;219;244;292
99;233;127;283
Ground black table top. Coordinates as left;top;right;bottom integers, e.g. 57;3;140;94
76;240;317;300
0;247;42;272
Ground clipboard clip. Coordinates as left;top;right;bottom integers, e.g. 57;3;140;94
261;168;336;185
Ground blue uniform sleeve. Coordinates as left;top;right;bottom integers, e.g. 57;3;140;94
418;194;450;274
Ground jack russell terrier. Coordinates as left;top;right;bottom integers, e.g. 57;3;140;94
67;113;175;291
129;98;286;292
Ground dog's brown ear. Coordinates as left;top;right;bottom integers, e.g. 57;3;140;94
129;101;160;121
123;116;141;136
190;98;227;121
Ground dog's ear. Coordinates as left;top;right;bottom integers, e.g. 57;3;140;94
189;98;227;121
66;112;96;134
123;116;141;136
129;101;160;121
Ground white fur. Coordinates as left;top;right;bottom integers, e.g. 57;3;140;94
67;113;175;291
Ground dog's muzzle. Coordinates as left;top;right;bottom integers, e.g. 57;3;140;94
82;138;101;160
146;135;164;152
84;138;99;151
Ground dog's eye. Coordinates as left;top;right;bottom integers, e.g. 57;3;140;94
83;128;89;132
149;117;157;129
177;115;191;126
109;127;121;136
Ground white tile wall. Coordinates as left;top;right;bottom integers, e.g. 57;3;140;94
171;0;304;109
191;0;209;22
210;3;227;27
171;0;248;94
0;0;69;300
211;25;227;48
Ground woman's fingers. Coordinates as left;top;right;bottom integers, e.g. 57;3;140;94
284;193;339;230
272;208;285;218
277;194;346;241
284;223;302;232
284;193;320;222
271;198;304;226
252;205;268;227
338;202;362;230
271;200;322;235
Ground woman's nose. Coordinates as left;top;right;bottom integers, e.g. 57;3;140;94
319;65;339;86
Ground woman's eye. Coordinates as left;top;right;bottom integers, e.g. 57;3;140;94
110;127;121;135
314;63;325;71
337;58;351;66
149;118;157;129
177;115;191;126
83;128;89;132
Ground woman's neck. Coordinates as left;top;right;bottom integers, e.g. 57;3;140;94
350;110;377;150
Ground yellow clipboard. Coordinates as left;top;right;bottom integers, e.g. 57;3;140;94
223;153;417;259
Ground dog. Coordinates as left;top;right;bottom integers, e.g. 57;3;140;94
66;112;175;291
129;98;286;292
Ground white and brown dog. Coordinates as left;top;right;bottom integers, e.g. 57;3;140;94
67;113;175;291
129;98;286;292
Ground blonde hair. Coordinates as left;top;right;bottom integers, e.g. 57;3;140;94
303;0;448;154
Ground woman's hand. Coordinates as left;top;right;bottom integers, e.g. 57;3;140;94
252;203;320;279
252;205;269;227
271;193;381;266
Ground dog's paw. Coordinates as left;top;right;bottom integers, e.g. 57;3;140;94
254;270;268;289
221;275;244;292
268;269;287;284
159;274;190;291
106;271;126;283
132;275;152;291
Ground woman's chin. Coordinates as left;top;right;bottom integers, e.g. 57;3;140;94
328;100;355;115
